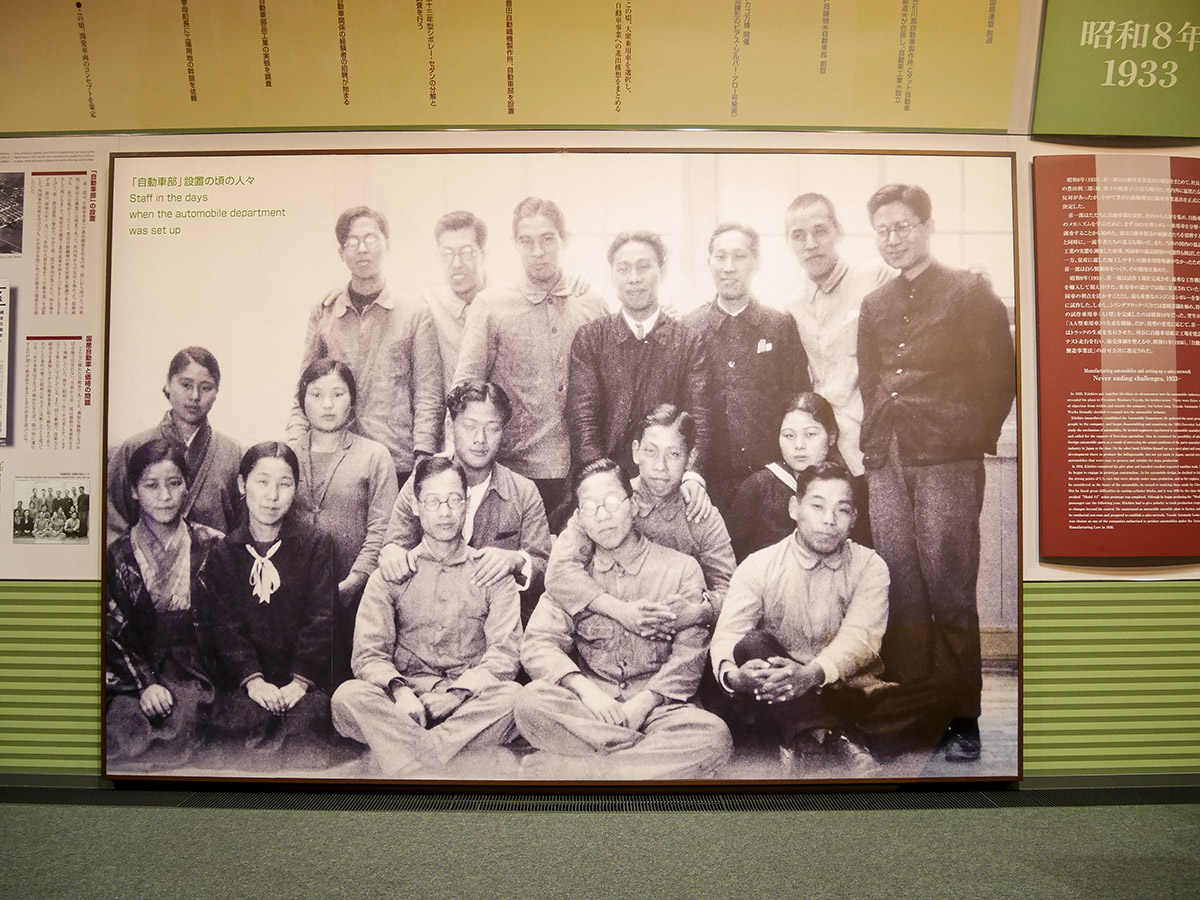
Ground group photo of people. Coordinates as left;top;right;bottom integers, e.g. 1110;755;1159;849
13;478;90;542
104;147;1018;782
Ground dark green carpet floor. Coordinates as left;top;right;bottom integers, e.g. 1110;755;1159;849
2;787;1198;899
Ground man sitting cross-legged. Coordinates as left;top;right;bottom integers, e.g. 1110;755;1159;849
515;459;732;780
331;456;522;778
710;461;952;777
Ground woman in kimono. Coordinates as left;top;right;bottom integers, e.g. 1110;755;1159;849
107;346;241;547
12;501;25;538
289;358;398;685
199;442;338;770
725;391;862;562
105;438;224;770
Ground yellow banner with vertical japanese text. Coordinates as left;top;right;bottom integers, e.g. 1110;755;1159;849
1;0;1026;135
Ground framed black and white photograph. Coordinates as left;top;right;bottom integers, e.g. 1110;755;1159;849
103;145;1019;785
13;475;91;544
0;172;25;255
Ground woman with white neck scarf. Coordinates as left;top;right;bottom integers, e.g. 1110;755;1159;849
198;441;338;771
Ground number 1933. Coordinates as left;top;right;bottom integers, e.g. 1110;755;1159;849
1101;59;1179;87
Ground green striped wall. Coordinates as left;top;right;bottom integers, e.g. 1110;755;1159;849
1023;580;1200;776
1;579;1197;778
0;582;102;775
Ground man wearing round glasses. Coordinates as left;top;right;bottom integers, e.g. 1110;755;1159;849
331;456;523;778
420;211;489;396
515;459;732;779
857;184;1016;764
287;205;444;489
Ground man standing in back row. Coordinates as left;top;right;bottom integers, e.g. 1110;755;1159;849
684;223;810;513
453;198;608;523
287;205;445;488
419;210;489;398
857;184;1016;762
784;192;893;521
567;230;711;490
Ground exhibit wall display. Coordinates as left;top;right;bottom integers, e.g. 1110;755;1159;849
1033;0;1200;138
103;146;1019;784
0;138;111;581
1033;154;1200;561
0;1;1195;787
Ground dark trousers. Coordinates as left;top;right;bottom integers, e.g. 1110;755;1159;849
211;686;334;769
105;661;212;769
868;456;986;720
532;477;569;534
708;629;953;758
708;473;752;521
332;581;367;688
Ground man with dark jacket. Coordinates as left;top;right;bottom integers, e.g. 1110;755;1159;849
568;231;711;500
857;183;1016;763
684;223;810;512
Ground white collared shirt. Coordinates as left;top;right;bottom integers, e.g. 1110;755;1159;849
621;307;661;340
462;472;492;544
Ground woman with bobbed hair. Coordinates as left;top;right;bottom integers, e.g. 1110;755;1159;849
107;346;242;546
288;357;398;685
105;438;225;770
198;442;338;769
726;391;868;562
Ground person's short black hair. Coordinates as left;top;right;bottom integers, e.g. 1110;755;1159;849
434;210;488;249
607;231;667;267
412;455;467;498
296;357;357;416
239;441;300;483
127;438;190;489
785;192;842;231
794;460;855;508
572;458;633;503
866;184;932;222
166;346;221;387
708;222;760;259
512;197;566;239
446;380;512;425
636;403;697;453
335;206;390;245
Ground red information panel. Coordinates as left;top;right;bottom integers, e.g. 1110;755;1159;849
1034;154;1200;560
